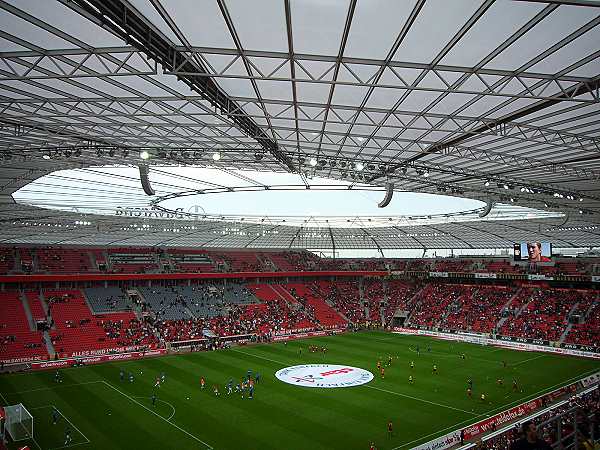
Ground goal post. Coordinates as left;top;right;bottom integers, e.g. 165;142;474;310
3;403;33;442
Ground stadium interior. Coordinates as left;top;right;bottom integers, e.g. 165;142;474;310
0;0;599;449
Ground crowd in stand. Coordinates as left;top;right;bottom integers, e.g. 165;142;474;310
2;278;599;363
410;284;472;329
2;246;599;276
443;286;516;333
500;288;589;342
322;281;365;324
472;387;599;449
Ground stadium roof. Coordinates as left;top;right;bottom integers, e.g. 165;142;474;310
0;0;599;250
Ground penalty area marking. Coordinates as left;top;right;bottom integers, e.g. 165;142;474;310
28;404;90;450
102;381;212;449
133;396;176;421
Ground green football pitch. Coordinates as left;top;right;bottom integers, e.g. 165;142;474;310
1;331;598;450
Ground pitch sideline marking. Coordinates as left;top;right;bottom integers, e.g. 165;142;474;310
390;415;484;450
232;349;478;415
364;385;479;415
102;381;213;449
133;396;176;421
391;367;600;449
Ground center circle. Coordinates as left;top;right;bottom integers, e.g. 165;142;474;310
275;364;374;388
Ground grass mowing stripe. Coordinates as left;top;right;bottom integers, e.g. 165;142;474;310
0;390;8;405
513;354;545;366
49;442;91;450
233;349;479;416
4;380;104;395
133;396;176;421
392;367;600;450
101;381;213;450
54;405;91;444
231;349;289;366
475;367;599;418
364;385;479;415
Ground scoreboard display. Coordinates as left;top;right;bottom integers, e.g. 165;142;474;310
513;242;553;262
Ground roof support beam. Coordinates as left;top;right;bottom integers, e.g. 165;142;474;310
64;0;295;172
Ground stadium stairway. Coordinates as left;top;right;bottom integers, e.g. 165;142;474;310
38;291;52;329
379;306;386;326
19;291;36;331
559;323;573;344
495;286;524;330
13;247;20;273
81;289;96;314
284;283;347;327
558;301;581;344
584;294;600;320
271;285;299;305
44;330;55;357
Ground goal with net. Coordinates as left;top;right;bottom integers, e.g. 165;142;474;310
3;403;33;442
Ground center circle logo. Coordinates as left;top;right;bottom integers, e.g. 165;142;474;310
275;364;373;388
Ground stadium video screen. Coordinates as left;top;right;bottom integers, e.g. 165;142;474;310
513;242;553;262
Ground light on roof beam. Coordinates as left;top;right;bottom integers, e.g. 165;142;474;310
212;152;221;161
309;158;317;167
140;150;150;160
355;162;364;171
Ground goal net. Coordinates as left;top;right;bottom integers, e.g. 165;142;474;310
3;403;33;441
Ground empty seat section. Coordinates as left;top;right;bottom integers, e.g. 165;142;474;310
0;292;47;363
47;290;140;356
25;291;47;322
84;287;132;313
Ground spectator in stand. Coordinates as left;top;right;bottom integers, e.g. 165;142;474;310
510;421;551;450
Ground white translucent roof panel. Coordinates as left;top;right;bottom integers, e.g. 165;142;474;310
4;0;125;47
440;1;547;67
392;0;484;64
528;25;600;75
127;0;183;44
485;5;598;71
290;0;350;56
160;0;235;48
344;0;418;60
226;0;288;52
0;9;77;49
